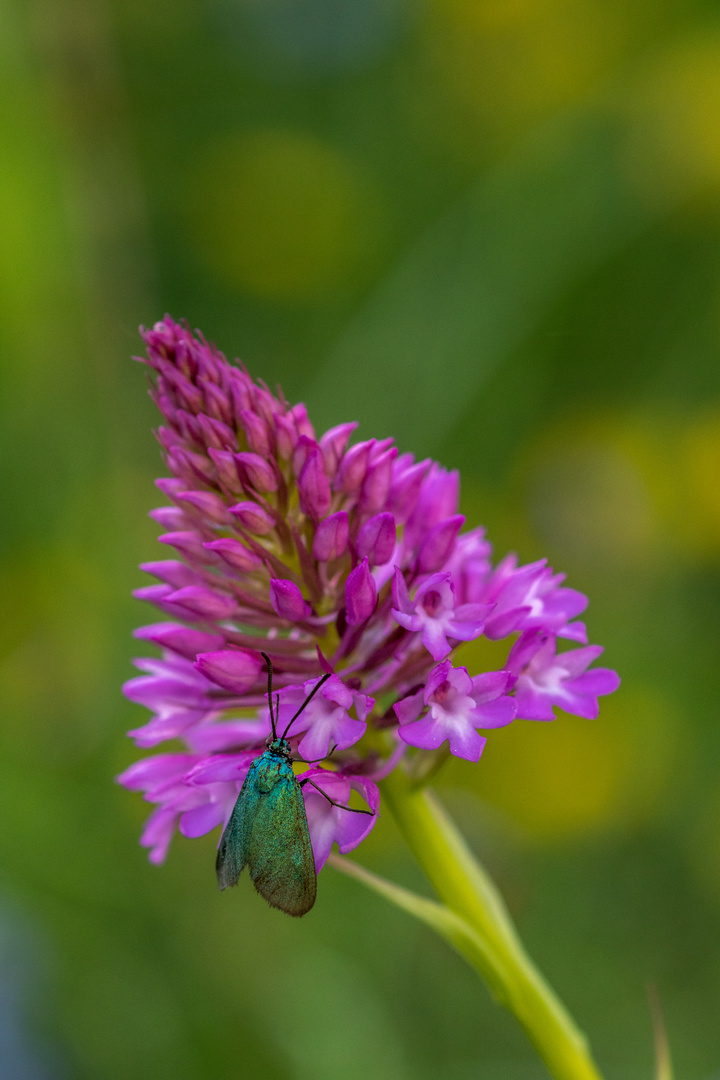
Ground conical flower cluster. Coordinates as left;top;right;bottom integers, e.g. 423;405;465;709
118;317;619;870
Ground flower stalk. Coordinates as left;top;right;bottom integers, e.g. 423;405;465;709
374;768;605;1080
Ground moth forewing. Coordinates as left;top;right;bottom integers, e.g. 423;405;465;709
216;743;317;916
216;761;256;890
246;768;316;917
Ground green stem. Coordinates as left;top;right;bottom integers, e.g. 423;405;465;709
380;768;605;1080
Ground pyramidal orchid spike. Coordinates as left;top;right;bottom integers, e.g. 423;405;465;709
120;316;618;901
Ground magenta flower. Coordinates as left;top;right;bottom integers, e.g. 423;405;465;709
118;317;619;879
394;661;516;761
301;768;380;870
391;568;492;661
507;631;621;720
480;556;589;643
117;751;241;864
271;675;373;762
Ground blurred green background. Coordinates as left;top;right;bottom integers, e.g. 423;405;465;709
2;0;720;1076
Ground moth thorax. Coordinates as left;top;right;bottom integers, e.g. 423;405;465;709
266;737;292;757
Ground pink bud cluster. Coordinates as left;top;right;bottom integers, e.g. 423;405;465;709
118;318;619;867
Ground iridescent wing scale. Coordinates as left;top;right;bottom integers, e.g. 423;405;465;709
216;752;317;917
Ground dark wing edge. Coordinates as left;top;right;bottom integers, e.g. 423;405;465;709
216;785;252;891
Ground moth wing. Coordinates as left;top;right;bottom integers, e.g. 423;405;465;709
216;764;258;891
246;774;317;918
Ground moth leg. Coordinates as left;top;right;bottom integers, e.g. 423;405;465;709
299;776;375;816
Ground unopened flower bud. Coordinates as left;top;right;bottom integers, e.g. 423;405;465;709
345;557;377;625
270;579;311;622
159;531;213;562
406;465;459;546
417;515;465;573
199;378;233;426
336;439;374;495
388;458;429;524
166;586;238;620
207;448;243;493
155;477;187;498
357;512;396;566
133;584;202;620
298;447;331;519
176;490;229;524
359;448;397;516
229;501;275;535
135;623;225;660
240;409;272;458
203;538;264;572
320;422;358;475
139;560;204;588
292;434;316;479
234;451;279;493
194;648;262;693
313;511;349;561
197;412;237;452
289;402;314;440
274;414;296;460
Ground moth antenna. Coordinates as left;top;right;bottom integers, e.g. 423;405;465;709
282;672;332;739
261;652;277;740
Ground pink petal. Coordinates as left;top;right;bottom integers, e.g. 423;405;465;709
116;753;196;792
472;696;516;729
421;619;452;661
391;566;414;615
302;770;378;871
298;712;366;762
513;681;557;721
179;801;226;838
446;725;487;762
555;644;604;679
558;620;588;643
397;715;448;751
568;668;620;697
393;689;425;725
185;753;255;785
470;669;512;702
424;660;452;699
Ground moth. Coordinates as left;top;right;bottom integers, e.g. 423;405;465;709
216;654;374;916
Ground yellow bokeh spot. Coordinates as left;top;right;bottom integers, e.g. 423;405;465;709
513;412;668;570
507;405;720;569
440;685;678;842
625;35;720;205
186;129;382;301
420;0;628;139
